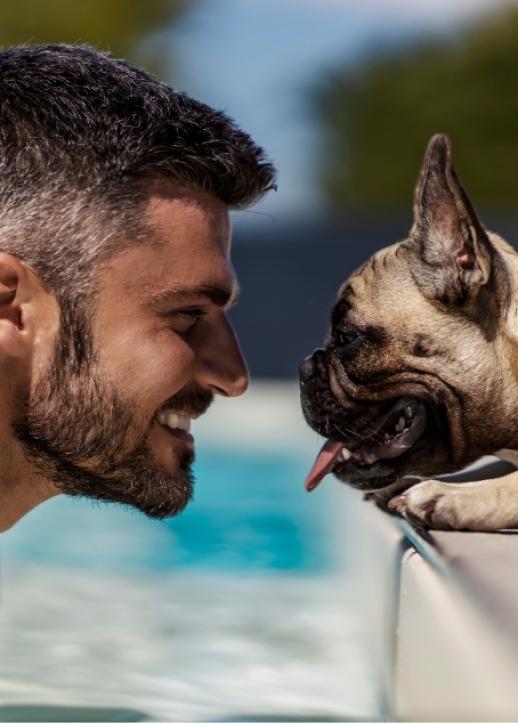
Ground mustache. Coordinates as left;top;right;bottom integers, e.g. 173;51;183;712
159;387;214;418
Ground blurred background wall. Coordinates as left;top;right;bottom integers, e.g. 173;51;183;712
0;0;516;377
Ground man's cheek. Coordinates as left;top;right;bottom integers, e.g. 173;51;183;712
133;341;196;408
98;331;193;399
153;335;196;389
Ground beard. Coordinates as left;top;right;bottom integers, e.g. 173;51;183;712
12;300;211;519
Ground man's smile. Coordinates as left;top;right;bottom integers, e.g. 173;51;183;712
156;411;197;450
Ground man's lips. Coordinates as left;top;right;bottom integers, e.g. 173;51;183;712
158;424;194;449
156;411;197;449
305;397;427;491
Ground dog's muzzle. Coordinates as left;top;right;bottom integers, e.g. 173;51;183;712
300;348;428;491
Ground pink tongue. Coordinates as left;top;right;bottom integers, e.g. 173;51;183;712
305;440;344;492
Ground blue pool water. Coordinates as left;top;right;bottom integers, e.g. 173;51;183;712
169;446;331;571
1;445;332;573
0;388;379;721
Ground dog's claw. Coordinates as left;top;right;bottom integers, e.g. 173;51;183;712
388;494;406;513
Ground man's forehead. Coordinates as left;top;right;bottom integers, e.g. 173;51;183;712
102;186;237;309
146;185;231;251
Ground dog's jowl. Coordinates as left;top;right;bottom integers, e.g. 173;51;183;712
300;133;518;531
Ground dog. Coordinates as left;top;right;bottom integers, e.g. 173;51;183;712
299;133;518;531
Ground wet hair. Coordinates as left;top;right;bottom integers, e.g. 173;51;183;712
0;44;276;298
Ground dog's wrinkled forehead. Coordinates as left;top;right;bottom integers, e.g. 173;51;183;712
335;243;429;330
326;132;513;377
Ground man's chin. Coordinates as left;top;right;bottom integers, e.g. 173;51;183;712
25;442;195;519
102;446;196;519
76;465;194;519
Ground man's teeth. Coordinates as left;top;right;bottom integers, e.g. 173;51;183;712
157;412;191;432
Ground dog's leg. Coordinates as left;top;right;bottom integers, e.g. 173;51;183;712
388;472;518;531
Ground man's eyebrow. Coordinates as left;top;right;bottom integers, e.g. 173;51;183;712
149;284;240;309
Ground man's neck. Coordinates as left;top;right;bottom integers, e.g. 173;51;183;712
0;456;60;531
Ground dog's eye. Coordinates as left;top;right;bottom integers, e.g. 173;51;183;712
335;330;363;349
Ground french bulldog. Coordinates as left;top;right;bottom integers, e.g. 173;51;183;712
299;133;518;531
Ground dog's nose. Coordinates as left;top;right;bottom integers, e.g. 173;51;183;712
299;356;314;384
300;349;326;384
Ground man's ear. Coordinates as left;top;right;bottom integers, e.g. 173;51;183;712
0;253;31;357
411;134;492;305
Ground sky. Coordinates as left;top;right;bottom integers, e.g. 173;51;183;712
168;0;503;226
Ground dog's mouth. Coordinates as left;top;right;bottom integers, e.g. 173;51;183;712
305;396;427;491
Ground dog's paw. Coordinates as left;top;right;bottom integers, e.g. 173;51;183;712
388;479;465;530
364;478;419;512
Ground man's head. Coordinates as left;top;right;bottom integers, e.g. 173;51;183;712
0;44;275;526
301;134;516;491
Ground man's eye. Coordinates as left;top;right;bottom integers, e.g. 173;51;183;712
179;308;205;320
169;308;206;332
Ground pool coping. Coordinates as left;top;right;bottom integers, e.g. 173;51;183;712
349;488;518;721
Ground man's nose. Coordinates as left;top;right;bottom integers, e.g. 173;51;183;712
195;318;249;398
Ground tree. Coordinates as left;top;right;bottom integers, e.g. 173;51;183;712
0;0;187;77
316;5;518;210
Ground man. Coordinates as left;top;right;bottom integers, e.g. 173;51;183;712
0;44;276;531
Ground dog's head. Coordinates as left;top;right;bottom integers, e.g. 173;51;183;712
300;134;516;491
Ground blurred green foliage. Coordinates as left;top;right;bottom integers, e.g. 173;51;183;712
317;4;518;209
0;0;187;76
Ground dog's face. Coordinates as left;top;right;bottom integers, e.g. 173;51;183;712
300;134;515;491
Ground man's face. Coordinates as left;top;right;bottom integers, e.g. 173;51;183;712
14;188;248;518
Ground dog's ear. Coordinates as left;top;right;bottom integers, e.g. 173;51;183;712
411;134;492;305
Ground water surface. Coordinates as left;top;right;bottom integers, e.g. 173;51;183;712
0;384;379;721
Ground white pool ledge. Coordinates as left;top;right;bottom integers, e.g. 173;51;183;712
343;483;518;722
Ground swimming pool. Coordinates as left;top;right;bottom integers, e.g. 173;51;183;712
0;383;379;721
1;446;332;574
